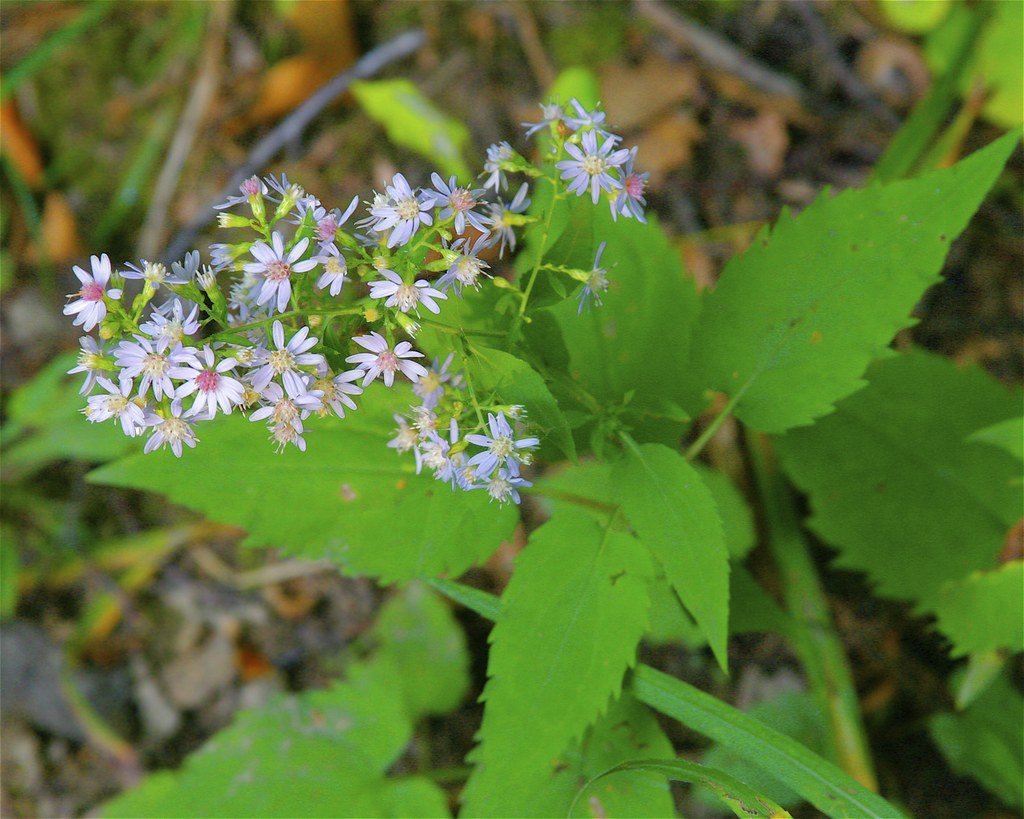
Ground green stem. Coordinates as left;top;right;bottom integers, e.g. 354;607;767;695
204;307;363;342
684;385;749;461
749;433;878;792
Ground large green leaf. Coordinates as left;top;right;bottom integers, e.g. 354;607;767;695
933;562;1024;657
461;509;652;816
614;443;730;668
930;670;1024;809
775;349;1021;614
350;79;471;180
89;390;517;584
968;416;1024;462
689;131;1019;434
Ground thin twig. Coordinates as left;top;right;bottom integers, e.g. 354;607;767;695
636;0;805;104
138;1;233;258
502;2;556;90
164;28;426;262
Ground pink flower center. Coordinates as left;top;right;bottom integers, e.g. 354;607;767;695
449;189;475;212
265;260;291;282
80;282;104;302
241;176;262;196
196;369;220;392
317;215;338;241
625;174;646;198
376;350;399;373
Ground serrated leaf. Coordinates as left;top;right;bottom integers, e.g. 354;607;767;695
968;416;1023;462
929;670;1024;809
370;583;470;720
461;509;652;816
466;344;576;461
933;562;1024;657
88;390;517;584
689;131;1019;434
775;350;1021;615
103;658;415;818
351;79;471;180
614;443;730;669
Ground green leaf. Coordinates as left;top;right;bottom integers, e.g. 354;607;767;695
0;535;18;618
614;443;730;669
89;390;517;584
505;693;676;818
696;692;830;811
689;131;1020;434
461;509;653;816
575;758;791;819
775;349;1021;614
968;416;1024;461
933;562;1024;657
369;583;470;720
876;0;952;33
548;66;601;109
465;344;576;461
2;353;135;475
695;464;756;560
929;670;1023;809
351;79;471;180
631;665;906;818
103;658;418;818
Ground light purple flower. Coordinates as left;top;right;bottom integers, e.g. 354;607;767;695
486;183;530;258
556;130;630;204
170;250;201;283
485;464;532;505
388;414;419;454
121;259;187;289
307;196;359;245
369;269;446;315
611;147;649;223
315;243;348;297
84;377;146;437
139;299;200;352
465;411;539;478
370;173;433;248
429;173;489;235
63;254;121;333
249;320;325;396
312;369;363;419
115;337;198;401
250;381;322;434
563;98;615;139
413;353;457;409
264;173;304;204
521;101;565;139
482;141;513;192
171;346;245;418
437;235;491;295
346;333;427;387
68;336;112;395
143;400;198;458
577;242;610;314
243;232;317;314
214;176;267;210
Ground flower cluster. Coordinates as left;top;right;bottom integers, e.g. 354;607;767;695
62;99;647;503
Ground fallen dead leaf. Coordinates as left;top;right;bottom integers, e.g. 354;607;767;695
0;99;44;188
632;111;703;184
600;55;700;131
729;109;789;178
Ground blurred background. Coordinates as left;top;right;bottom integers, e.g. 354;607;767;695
0;1;1021;816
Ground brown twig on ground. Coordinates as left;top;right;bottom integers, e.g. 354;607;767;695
635;0;806;105
137;2;233;259
164;28;427;262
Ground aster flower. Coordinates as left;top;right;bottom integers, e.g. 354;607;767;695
556;130;630;204
482;141;514;192
68;336;113;395
415;432;451;476
243;232;317;314
63;254;121;333
264;173;304;205
312;369;363;419
171;346;245;418
486;183;530;258
170;250;201;283
521;101;565;139
485;464;532;505
611;147;649;223
143;399;198;458
370;173;433;248
249;321;325;396
346;333;427;387
412;353;457;409
368;269;447;315
563;98;614;139
388;414;419;453
115;337;198;401
250;382;322;433
437;235;491;295
121;259;188;289
308;196;359;245
84;377;146;437
577;242;610;314
269;422;308;453
429;173;489;235
315;243;348;297
465;411;539;479
139;299;200;352
214;176;267;210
